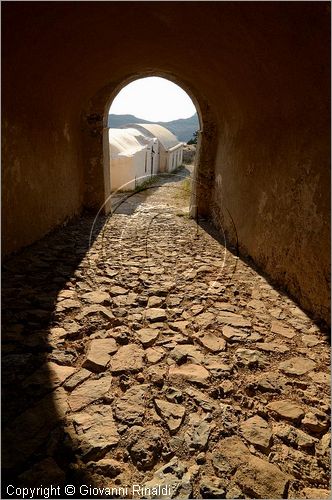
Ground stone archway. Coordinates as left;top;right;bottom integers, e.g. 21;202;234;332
81;71;218;221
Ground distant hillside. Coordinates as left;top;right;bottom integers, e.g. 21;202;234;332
108;113;199;143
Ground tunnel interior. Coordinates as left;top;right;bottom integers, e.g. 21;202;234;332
2;2;331;497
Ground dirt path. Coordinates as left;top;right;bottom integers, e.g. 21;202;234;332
2;167;330;499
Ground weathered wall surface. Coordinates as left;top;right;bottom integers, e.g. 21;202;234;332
2;3;330;322
2;110;84;256
207;6;331;323
212;115;330;324
2;5;87;254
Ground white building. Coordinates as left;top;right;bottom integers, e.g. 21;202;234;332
109;124;183;192
108;128;157;192
125;123;184;173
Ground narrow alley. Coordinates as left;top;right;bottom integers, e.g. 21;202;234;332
2;168;330;499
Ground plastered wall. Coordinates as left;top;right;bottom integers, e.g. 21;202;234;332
2;2;330;323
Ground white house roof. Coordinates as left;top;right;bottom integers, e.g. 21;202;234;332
125;128;156;147
108;128;147;157
125;123;181;150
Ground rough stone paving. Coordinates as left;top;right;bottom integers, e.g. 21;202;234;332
2;168;330;499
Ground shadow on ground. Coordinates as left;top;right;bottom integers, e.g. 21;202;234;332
1;215;108;498
1;168;192;498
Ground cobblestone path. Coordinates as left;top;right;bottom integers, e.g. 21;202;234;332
2;167;330;499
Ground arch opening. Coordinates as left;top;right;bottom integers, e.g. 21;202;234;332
81;70;218;224
103;75;202;215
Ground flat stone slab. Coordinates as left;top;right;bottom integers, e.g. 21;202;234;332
217;312;251;328
109;344;144;373
82;338;118;372
76;305;115;321
110;285;128;296
267;400;305;422
85;458;123;477
169;363;210;386
214;436;291;499
203;357;233;377
56;299;81;312
254;373;286;393
301;334;323;347
279;356;317;376
170;344;205;364
114;385;149;425
81;291;110;304
168;321;190;333
235;348;268;368
221;325;249;342
147;296;163;307
190;304;205;315
233;450;290;499
154;399;186;433
58;290;77;300
271;321;296;338
49;327;67;339
214;302;237;312
301;488;331;499
302;410;330;433
144;308;167;322
71;404;119;457
200;478;225;499
308;371;330;385
196;332;226;352
247;299;265;310
273;422;318;451
185;387;217;412
255;342;290;354
145;347;165;364
194;312;215;327
68;374;113;411
63;368;91;391
240;415;272;452
136;328;160;347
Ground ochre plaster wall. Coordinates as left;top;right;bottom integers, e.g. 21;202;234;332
2;2;330;323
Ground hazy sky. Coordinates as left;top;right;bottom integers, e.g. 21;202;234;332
109;77;196;122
